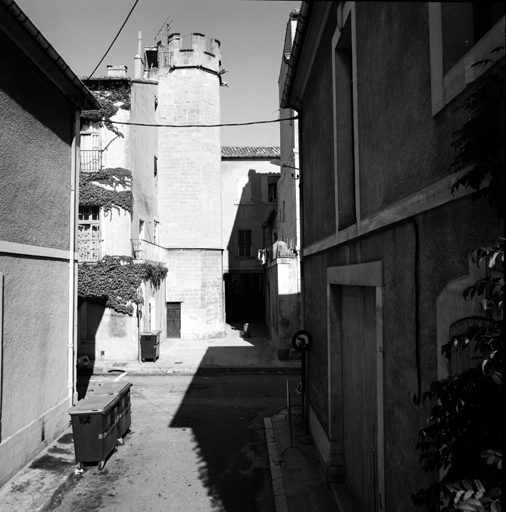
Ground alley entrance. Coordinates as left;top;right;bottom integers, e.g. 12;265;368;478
224;273;264;322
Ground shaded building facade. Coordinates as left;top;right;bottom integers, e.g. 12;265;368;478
281;2;504;511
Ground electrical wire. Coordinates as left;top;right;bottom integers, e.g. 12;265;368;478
88;0;140;79
107;116;299;128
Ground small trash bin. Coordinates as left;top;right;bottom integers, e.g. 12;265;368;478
140;330;160;361
88;382;132;441
69;394;119;470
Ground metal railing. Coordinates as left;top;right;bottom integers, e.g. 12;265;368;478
80;150;102;172
78;239;100;261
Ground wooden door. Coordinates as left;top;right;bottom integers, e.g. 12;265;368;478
166;302;181;338
341;285;377;512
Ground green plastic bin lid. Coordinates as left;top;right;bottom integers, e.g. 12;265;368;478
89;381;132;396
69;394;120;416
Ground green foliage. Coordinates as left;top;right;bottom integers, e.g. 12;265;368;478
450;48;505;218
412;243;504;511
79;167;133;214
81;83;132;137
78;255;168;315
413;49;504;512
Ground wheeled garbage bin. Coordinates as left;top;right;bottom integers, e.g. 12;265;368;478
140;330;160;361
69;394;119;470
88;382;132;442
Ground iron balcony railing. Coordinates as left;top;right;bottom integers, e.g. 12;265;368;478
78;239;100;261
80;149;102;172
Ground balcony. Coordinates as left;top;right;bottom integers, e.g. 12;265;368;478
78;239;100;262
80;149;102;172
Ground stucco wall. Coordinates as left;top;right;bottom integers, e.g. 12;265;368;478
300;12;337;247
303;198;501;509
294;3;504;509
355;2;464;219
0;31;71;248
1;257;69;437
0;30;75;487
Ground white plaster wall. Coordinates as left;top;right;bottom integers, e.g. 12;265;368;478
102;208;132;257
101;109;129;170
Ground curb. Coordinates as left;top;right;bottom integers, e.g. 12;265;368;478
83;366;301;376
264;417;289;512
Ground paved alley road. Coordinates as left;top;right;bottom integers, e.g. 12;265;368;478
50;371;301;512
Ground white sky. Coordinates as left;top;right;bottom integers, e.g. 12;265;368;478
15;0;301;147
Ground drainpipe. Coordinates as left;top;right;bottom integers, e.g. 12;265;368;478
68;110;80;405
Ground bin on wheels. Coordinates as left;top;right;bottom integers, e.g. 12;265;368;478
140;330;160;362
69;394;119;471
88;382;133;443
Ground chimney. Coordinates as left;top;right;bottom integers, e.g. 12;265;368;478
107;65;128;77
168;33;182;52
134;31;144;79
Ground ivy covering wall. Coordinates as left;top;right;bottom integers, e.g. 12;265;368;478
79;167;133;214
78;255;168;315
81;82;132;137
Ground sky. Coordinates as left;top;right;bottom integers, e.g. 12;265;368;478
15;0;301;147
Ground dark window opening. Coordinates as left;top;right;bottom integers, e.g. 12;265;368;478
442;3;505;74
238;230;252;257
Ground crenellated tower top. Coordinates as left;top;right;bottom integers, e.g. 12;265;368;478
151;32;221;73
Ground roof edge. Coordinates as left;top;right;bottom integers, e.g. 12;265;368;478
0;0;100;109
281;0;313;111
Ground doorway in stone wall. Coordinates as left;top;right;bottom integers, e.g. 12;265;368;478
166;302;181;338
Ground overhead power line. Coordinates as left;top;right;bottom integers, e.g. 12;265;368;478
107;116;299;128
89;0;140;79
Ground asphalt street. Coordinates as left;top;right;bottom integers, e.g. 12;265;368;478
49;371;301;512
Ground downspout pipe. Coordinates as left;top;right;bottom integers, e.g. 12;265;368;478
68;110;80;404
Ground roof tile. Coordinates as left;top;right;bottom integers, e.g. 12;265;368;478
221;146;280;158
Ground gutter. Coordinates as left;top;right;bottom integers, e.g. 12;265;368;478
1;0;100;109
280;1;313;110
68;111;80;405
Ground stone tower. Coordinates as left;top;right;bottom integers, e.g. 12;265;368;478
150;33;225;338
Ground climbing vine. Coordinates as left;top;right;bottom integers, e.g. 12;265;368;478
412;50;504;512
79;167;133;214
78;255;168;315
81;82;132;137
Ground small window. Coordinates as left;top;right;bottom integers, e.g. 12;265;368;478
238;230;252;257
262;176;280;203
154;156;158;178
268;182;277;203
139;219;145;239
78;206;100;261
441;3;504;74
